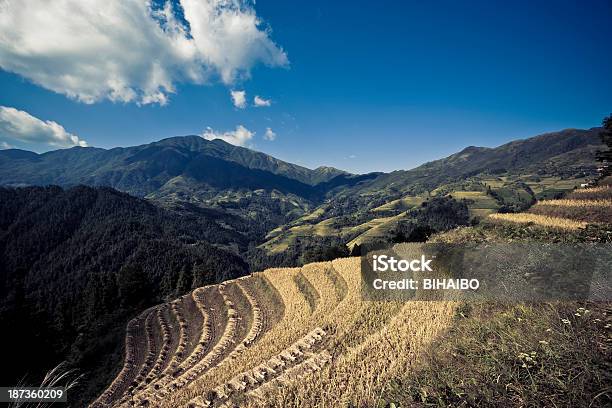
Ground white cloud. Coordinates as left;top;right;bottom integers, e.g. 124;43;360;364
264;127;276;141
0;106;88;149
348;154;357;159
231;90;247;109
0;141;13;149
202;125;253;147
253;95;272;107
0;0;288;105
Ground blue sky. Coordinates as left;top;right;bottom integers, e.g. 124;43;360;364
0;0;611;173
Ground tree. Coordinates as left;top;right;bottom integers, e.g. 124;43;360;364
392;197;469;244
596;114;612;180
175;264;194;296
117;264;150;308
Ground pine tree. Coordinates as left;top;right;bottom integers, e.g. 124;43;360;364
175;264;193;296
117;264;149;308
596;114;612;180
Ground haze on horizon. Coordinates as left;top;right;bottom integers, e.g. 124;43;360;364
0;0;611;174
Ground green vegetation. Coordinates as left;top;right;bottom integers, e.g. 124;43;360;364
370;196;425;212
97;180;611;407
0;125;608;406
0;186;248;406
596;114;611;180
389;196;470;243
260;127;602;256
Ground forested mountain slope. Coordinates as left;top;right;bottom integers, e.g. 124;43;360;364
0;186;248;405
0;136;374;230
337;127;603;199
0;126;606;406
0;128;602;243
0;136;349;196
260;127;604;256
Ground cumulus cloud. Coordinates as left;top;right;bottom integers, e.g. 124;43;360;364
264;127;276;141
0;0;288;105
231;90;247;109
0;106;88;149
253;95;272;107
202;125;254;147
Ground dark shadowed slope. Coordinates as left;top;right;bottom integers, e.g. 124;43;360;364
0;185;248;406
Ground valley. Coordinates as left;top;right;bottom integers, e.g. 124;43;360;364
93;182;611;407
0;125;609;406
1;1;610;406
0;128;603;262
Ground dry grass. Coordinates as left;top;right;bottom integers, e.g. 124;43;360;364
176;284;238;384
301;263;343;317
347;213;408;247
254;300;456;407
236;281;264;348
165;298;189;376
160;267;315;407
248;348;333;401
383;302;612;407
568;185;612;200
536;199;612;207
121;287;225;406
469;207;497;219
100;178;611;407
148;305;172;380
98;252;458;408
187;327;331;407
11;362;82;408
162;257;431;408
132;308;158;387
241;249;456;407
248;248;455;407
122;289;212;404
486;184;611;233
96;179;612;407
529;199;612;223
489;213;588;230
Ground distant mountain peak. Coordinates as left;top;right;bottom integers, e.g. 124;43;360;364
0;148;40;160
455;145;490;156
0;127;603;205
0;134;352;197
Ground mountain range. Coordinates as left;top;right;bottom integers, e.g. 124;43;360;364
0;127;605;249
0;127;602;196
0;136;351;194
0;125;606;405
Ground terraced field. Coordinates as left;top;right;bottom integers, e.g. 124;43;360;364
488;185;611;230
522;175;591;199
92;185;610;407
93;257;457;407
259;173;596;253
261;212;414;253
370;195;425;212
449;191;500;219
346;213;411;248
